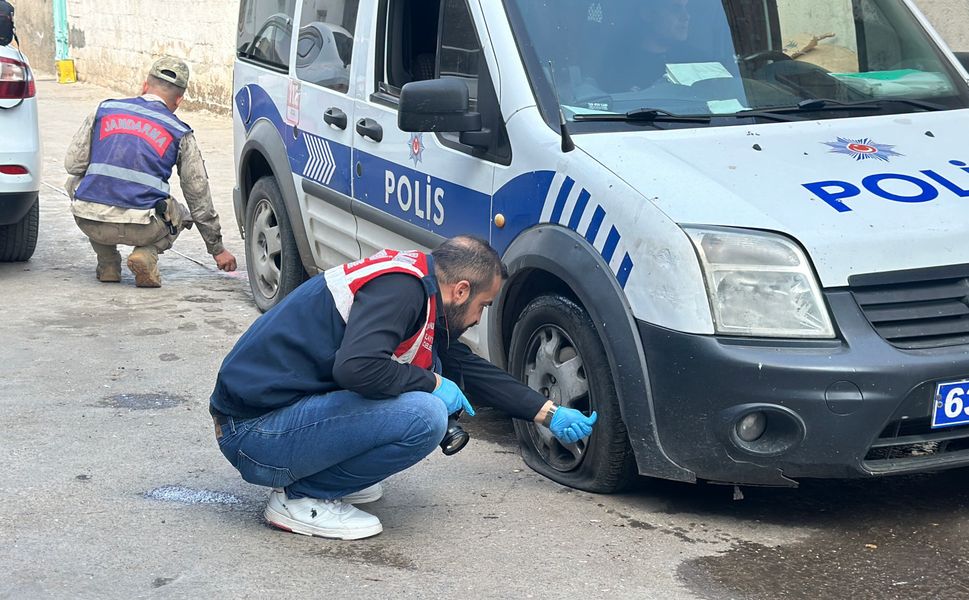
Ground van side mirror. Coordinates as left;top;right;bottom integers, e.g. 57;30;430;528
399;78;483;134
956;52;969;73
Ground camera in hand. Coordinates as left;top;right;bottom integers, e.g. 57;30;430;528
440;410;469;455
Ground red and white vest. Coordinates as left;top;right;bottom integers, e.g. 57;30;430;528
324;249;437;369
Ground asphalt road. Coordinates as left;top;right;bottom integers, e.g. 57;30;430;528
2;77;969;600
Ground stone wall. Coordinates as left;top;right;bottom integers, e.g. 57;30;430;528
62;0;237;112
7;1;969;114
7;0;55;69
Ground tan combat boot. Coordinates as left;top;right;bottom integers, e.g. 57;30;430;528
93;245;122;283
127;247;162;288
96;260;122;283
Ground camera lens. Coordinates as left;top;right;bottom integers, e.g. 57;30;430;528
440;418;470;455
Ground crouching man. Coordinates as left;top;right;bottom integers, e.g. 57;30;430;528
209;236;597;539
65;57;236;286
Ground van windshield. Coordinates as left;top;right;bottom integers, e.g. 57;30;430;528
505;0;969;125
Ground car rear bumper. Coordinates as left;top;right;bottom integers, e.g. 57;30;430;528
639;290;969;486
0;96;42;197
0;191;38;224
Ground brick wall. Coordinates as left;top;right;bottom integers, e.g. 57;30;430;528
62;0;237;112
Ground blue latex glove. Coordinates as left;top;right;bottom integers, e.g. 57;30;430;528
549;407;598;444
432;376;476;416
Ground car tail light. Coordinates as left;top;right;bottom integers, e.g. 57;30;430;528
0;56;36;100
0;165;29;175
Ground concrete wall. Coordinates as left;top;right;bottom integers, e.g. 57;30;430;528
7;0;969;114
918;0;969;53
8;0;55;69
62;0;237;112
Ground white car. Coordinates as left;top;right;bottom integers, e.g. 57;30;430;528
0;42;39;262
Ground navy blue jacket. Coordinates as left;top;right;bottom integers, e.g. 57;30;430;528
210;273;547;421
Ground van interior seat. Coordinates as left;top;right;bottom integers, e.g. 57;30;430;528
413;53;436;81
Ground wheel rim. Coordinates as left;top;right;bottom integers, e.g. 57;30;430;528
249;198;282;301
521;324;592;472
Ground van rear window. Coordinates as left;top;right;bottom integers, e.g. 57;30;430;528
238;0;297;70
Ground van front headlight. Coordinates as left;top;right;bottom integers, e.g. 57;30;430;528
684;227;835;339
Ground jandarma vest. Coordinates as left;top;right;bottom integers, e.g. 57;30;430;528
74;97;192;211
324;249;438;369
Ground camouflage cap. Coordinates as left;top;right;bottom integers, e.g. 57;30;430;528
148;56;190;89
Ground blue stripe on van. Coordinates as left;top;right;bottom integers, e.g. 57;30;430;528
617;254;634;288
568;189;591;231
494;171;636;288
584;206;606;244
237;84;352;197
549;177;575;224
601;227;621;263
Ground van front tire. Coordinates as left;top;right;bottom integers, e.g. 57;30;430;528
509;294;637;493
245;177;306;312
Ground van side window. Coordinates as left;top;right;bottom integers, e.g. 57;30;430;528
238;0;297;70
378;0;509;163
295;0;359;93
381;0;441;92
379;0;481;103
439;0;481;108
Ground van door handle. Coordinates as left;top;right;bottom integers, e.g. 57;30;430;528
324;107;347;130
355;118;383;143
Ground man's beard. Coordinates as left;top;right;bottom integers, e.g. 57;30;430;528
443;300;473;341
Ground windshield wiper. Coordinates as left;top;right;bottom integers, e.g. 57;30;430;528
731;97;945;119
573;107;712;124
853;97;946;112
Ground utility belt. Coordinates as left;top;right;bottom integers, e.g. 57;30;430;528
154;197;193;235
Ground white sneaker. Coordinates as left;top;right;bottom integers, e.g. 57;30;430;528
264;489;382;540
340;482;383;504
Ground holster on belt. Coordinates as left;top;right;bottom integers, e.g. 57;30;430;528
154;197;194;235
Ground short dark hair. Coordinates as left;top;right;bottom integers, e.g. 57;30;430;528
146;74;186;99
432;235;508;296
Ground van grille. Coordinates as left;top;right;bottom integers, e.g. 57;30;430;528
864;418;969;468
849;265;969;350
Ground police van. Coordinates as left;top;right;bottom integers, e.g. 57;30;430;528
233;0;969;491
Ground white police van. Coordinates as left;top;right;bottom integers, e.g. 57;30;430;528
233;0;969;492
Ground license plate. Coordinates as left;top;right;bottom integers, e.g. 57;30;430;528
932;380;969;429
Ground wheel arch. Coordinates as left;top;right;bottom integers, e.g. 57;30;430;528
238;119;318;275
490;225;695;483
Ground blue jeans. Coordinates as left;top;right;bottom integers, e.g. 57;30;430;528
217;390;448;500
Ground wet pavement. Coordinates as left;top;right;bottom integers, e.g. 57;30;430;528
678;472;969;599
468;406;969;599
3;76;969;599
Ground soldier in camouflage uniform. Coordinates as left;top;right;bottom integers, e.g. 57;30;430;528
65;57;237;287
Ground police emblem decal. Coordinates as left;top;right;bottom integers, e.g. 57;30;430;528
823;137;903;162
409;133;425;166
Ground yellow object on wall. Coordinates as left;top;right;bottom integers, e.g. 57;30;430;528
56;59;76;84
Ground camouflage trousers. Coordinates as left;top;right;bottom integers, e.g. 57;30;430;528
74;216;184;265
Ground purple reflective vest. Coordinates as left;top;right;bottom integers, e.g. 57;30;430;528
74;97;192;211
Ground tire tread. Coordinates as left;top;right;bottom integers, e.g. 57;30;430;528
0;199;39;263
511;295;638;493
245;177;307;312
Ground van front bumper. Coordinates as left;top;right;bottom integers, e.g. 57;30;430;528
639;290;969;486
